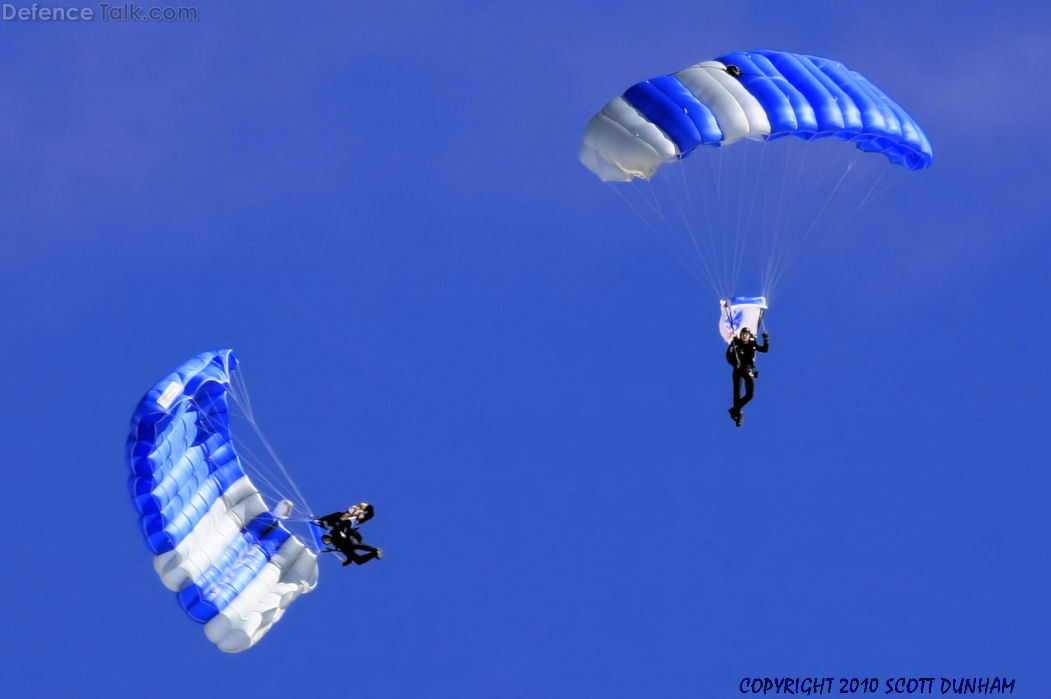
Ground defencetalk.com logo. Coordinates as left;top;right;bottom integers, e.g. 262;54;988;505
1;3;199;22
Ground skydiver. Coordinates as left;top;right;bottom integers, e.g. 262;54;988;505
726;327;769;427
315;502;382;566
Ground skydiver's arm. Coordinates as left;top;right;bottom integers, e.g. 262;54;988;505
757;334;769;352
315;512;343;529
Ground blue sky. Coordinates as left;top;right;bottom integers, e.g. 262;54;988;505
2;2;1049;697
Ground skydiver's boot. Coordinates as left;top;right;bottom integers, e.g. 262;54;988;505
734;411;743;427
728;407;737;422
375;548;384;560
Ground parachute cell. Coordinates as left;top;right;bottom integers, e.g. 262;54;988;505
126;349;318;652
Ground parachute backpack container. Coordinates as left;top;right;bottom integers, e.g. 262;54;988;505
720;297;767;343
580;49;932;307
126;350;319;652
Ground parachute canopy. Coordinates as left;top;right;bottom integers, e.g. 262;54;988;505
581;49;933;183
126;350;318;652
579;49;932;306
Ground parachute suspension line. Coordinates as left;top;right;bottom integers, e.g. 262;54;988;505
694;142;729;295
166;389;297;525
761;139;858;297
658;140;777;301
662;168;703;285
656;186;724;298
218;394;296;511
780;157;863;283
716;146;733;297
783;160;908;290
757;142;783;295
858;162;909;208
225;367;314;523
726;145;743;295
731;143;756;295
765;152;908;296
669;158;726;297
716;148;738;300
634;172;667;221
227;424;299;514
731;141;767;297
178;382;314;527
679;144;742;299
767;156;854;294
668;162;705;273
609;183;717;296
760;141;800;296
689;148;733;298
603;146;916;307
763;140;815;297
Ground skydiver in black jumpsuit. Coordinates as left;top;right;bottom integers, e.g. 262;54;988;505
726;327;769;427
315;503;383;566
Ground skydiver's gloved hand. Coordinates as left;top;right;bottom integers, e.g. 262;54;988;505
762;332;769;341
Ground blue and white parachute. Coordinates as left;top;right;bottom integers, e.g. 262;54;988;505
580;50;932;332
126;350;319;652
580;49;932;182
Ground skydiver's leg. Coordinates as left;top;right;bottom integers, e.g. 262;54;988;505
339;543;381;566
339;546;360;566
732;370;744;414
347;546;380;565
738;373;755;409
